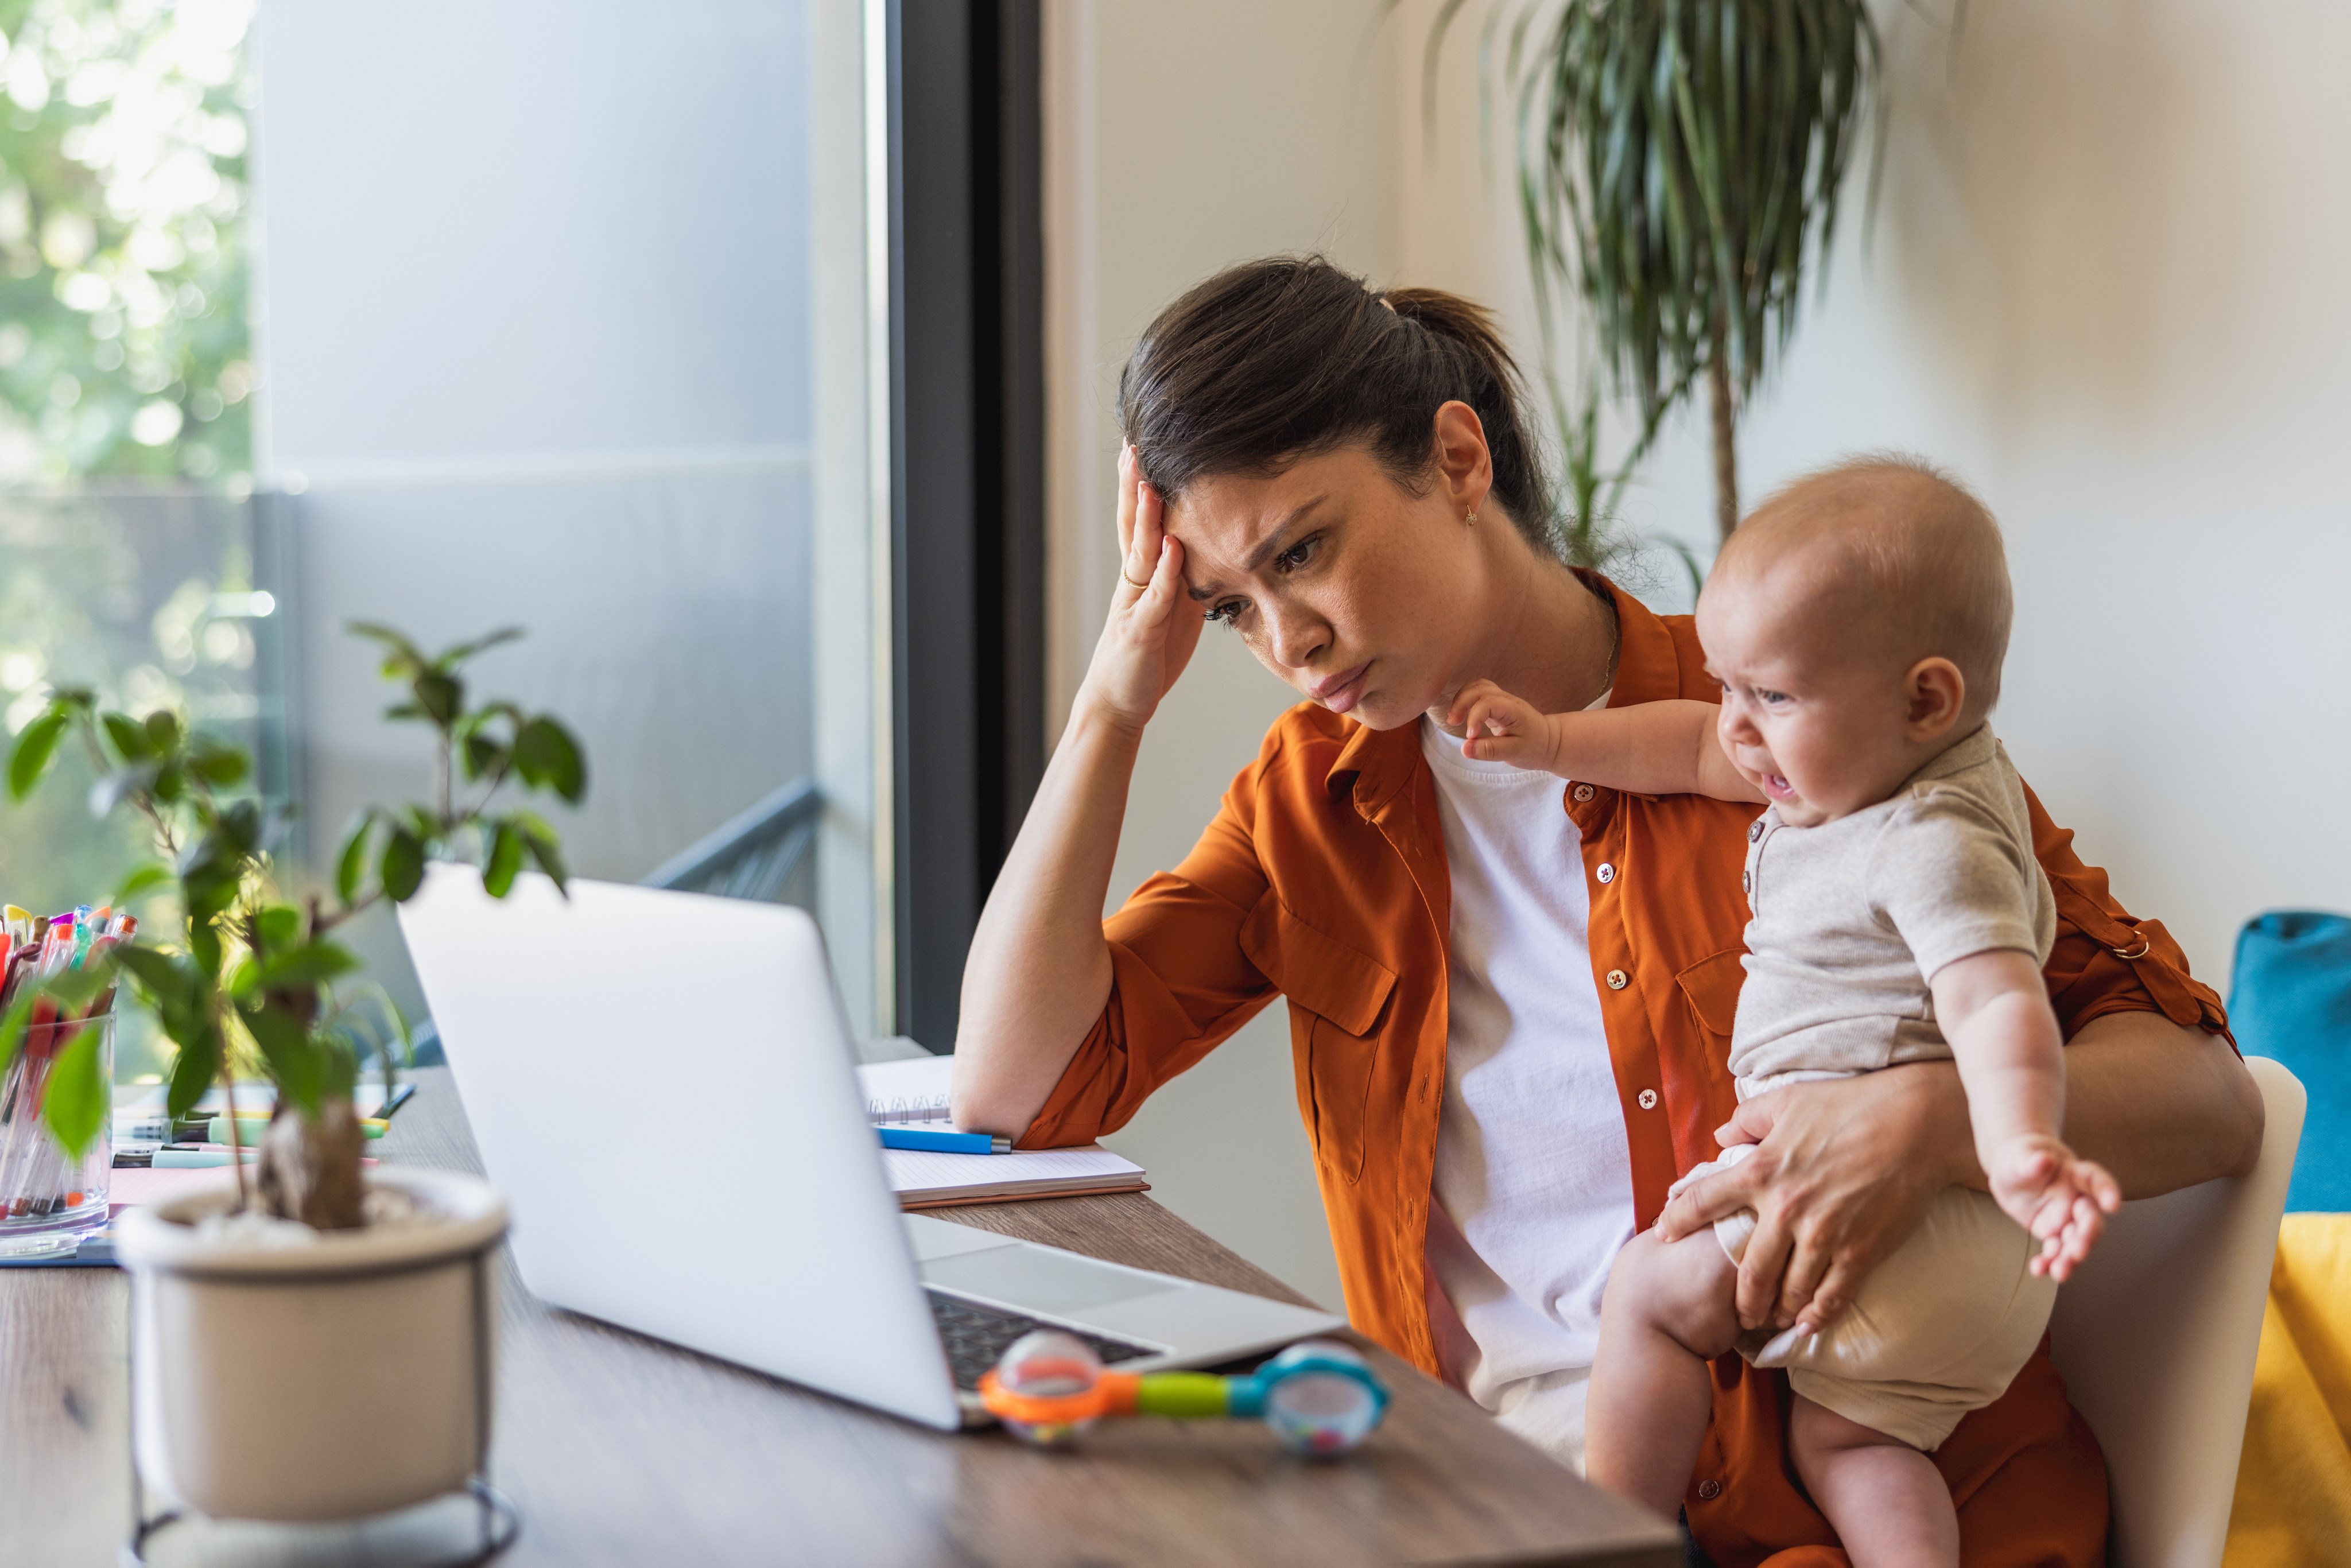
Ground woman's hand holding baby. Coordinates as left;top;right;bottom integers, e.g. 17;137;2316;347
1990;1134;2121;1281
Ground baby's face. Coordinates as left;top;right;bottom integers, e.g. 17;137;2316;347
1695;570;1926;827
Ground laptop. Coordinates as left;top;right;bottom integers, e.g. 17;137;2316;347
397;865;1343;1431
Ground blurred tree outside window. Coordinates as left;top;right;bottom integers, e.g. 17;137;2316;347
0;0;261;1085
0;0;253;486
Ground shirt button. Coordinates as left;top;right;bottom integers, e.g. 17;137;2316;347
1697;1478;1722;1500
1747;819;1764;842
1572;783;1595;802
1596;862;1615;884
1605;969;1629;990
1637;1089;1658;1110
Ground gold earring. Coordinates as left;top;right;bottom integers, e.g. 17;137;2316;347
1465;507;1478;526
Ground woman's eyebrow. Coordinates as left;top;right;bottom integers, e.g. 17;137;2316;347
1186;494;1330;602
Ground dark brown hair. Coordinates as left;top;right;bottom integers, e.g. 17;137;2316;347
1118;255;1555;549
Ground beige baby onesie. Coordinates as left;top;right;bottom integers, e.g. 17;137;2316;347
1671;724;2062;1450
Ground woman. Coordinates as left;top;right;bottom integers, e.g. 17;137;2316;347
953;257;2260;1566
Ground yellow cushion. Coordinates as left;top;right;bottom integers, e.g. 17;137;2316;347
2225;1213;2351;1566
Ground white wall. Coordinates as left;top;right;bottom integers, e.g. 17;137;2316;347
1407;0;2351;987
1044;0;1407;1310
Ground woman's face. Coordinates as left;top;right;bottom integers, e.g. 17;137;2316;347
1159;431;1496;732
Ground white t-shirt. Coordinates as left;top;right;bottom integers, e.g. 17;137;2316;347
1419;712;1636;1473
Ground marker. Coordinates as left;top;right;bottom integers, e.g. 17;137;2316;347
876;1125;1010;1155
156;1147;259;1167
207;1115;386;1144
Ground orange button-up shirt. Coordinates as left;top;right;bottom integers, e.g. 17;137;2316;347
1023;576;2230;1567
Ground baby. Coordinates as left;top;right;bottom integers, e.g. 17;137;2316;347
1453;456;2118;1566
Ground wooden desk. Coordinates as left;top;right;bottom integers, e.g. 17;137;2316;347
4;1069;1680;1566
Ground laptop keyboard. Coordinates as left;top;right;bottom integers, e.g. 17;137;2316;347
926;1289;1155;1391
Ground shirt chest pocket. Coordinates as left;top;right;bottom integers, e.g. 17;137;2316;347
1240;892;1399;1187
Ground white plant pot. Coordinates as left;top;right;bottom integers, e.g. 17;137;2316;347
113;1167;508;1523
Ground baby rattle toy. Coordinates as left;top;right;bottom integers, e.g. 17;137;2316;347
978;1331;1390;1455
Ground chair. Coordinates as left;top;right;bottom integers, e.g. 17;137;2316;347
2047;1056;2306;1568
642;777;822;903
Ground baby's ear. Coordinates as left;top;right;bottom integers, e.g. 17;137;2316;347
1902;657;1966;739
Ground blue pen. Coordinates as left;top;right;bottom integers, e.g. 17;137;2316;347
876;1126;1010;1155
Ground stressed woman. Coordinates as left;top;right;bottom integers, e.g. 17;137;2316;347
951;257;2260;1567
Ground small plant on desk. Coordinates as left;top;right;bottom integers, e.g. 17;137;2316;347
2;622;587;1228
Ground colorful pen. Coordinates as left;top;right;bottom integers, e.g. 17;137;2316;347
156;1147;259;1167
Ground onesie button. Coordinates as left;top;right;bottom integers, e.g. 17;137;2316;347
1741;871;1752;893
1637;1089;1658;1110
1572;783;1596;802
1605;969;1629;990
1697;1478;1722;1500
1748;819;1764;841
1596;862;1615;884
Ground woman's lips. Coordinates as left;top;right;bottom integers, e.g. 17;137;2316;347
1310;662;1371;713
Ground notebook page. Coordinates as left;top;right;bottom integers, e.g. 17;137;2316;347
880;1143;1143;1200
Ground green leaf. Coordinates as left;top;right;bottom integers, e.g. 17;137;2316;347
257;903;302;950
253;941;360;991
102;711;154;762
165;1026;221;1121
413;672;461;727
114;860;176;904
42;965;109;1013
188;922;223;979
226;955;260;999
433;626;524;672
347;621;427;680
112;944;201;1011
40;1023;110;1161
150;763;185;804
514;812;569;893
0;987;41;1082
461;733;505;783
187;741;249;787
514;717;586;804
217;798;263;855
318;1032;360;1102
381;828;426;901
144;710;181;753
242;1003;320;1116
483;820;525;898
7;708;69;801
336;813;377;904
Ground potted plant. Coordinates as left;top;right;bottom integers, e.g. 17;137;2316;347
1428;0;1883;544
3;622;585;1527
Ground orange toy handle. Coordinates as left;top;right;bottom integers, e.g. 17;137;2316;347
976;1365;1142;1426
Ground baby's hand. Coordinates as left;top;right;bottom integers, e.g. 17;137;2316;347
1448;680;1561;774
1989;1134;2121;1282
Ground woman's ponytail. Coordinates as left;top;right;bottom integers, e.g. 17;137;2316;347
1119;257;1555;550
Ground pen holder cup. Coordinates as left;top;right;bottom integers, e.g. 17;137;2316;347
0;1006;115;1251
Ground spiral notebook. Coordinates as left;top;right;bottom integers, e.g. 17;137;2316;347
856;1054;1147;1210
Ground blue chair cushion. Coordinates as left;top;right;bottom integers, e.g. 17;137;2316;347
2230;911;2351;1212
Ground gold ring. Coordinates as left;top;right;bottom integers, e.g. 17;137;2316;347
1123;572;1151;589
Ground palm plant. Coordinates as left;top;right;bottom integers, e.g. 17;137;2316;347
1432;0;1880;545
